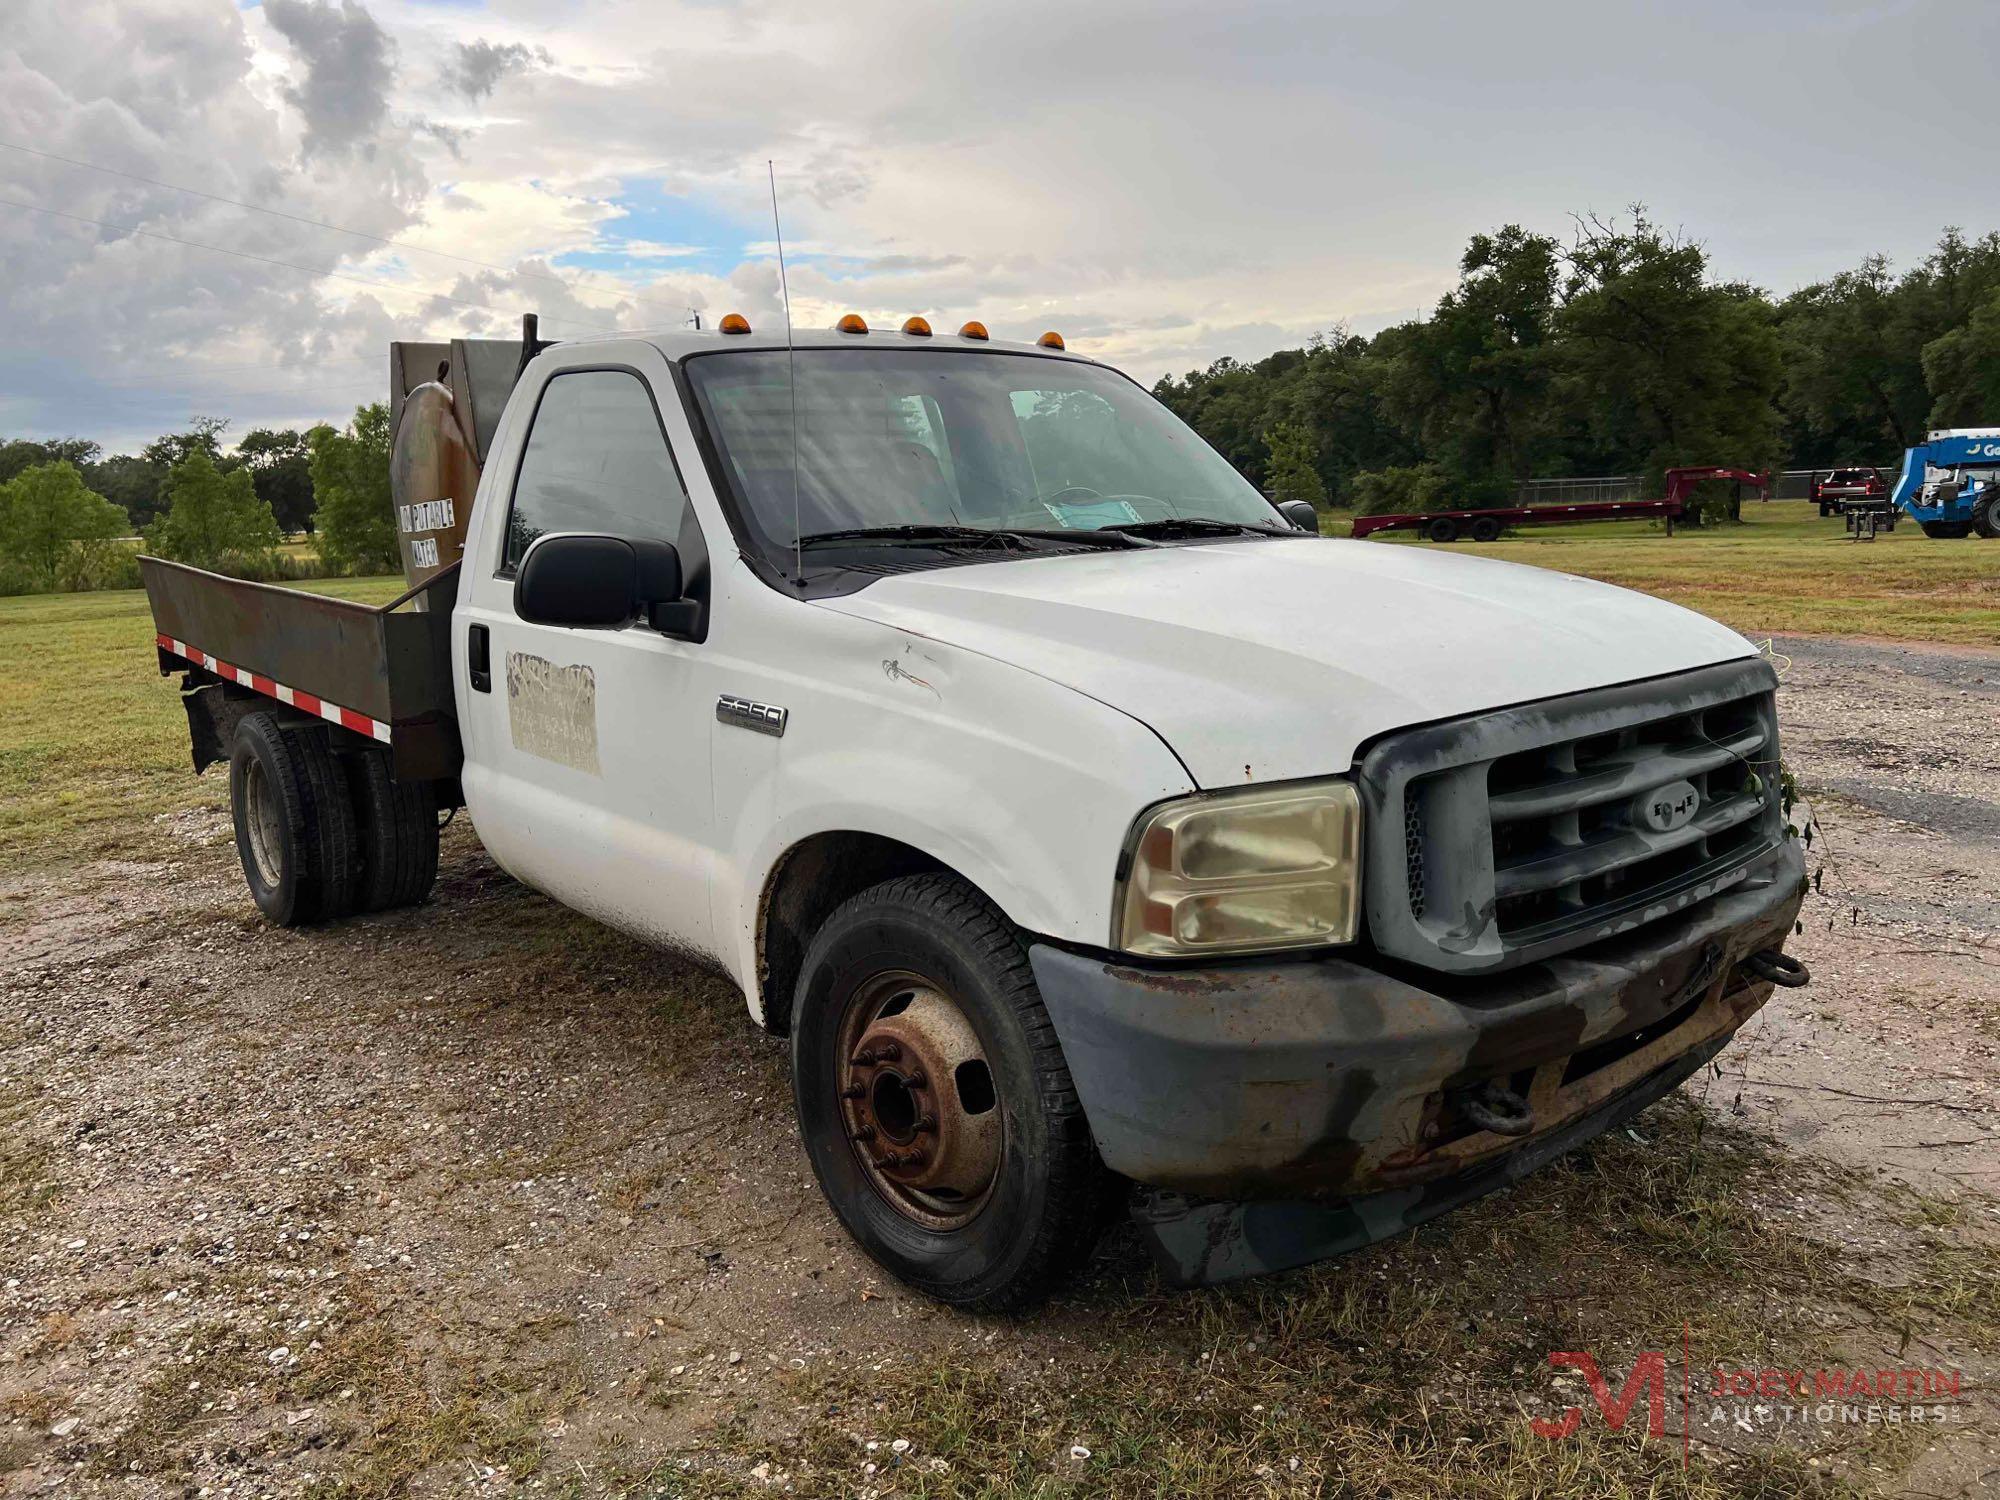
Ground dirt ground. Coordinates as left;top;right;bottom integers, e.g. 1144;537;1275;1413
2;636;1996;1498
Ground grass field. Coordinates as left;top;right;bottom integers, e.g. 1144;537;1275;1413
1339;498;2000;645
0;575;404;872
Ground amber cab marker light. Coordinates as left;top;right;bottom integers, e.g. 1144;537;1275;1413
836;313;869;334
1037;330;1066;350
718;312;751;335
958;320;990;340
901;315;933;336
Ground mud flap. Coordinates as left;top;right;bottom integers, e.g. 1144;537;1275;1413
1132;1032;1731;1288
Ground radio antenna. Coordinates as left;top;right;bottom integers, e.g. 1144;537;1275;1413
768;160;803;588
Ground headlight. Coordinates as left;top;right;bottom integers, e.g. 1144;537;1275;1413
1113;780;1362;957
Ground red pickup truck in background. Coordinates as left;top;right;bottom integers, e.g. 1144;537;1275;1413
1811;466;1887;516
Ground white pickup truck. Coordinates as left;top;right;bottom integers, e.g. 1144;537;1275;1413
141;315;1809;1309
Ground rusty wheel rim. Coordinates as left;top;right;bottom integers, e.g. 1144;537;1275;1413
243;759;283;888
835;969;1004;1230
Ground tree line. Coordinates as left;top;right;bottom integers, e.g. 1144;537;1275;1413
0;405;396;595
1152;212;2000;516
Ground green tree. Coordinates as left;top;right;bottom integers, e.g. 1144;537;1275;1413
234;427;318;535
1552;211;1782;517
1777;257;1924;460
1263;421;1327;508
141;415;229;471
309;404;397;573
143;450;280;573
1920;286;2000;428
0;461;129;591
0;437;102;485
86;453;169;530
1378;226;1560;500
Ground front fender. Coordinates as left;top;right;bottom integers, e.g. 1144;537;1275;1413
710;603;1194;1021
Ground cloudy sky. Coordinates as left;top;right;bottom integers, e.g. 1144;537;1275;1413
2;0;1995;452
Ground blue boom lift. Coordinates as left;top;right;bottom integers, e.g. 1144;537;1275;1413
1888;427;2000;539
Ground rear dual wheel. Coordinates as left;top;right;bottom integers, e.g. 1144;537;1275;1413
231;712;358;926
790;874;1106;1310
229;712;438;926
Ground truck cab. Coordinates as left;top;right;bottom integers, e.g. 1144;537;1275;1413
145;318;1810;1307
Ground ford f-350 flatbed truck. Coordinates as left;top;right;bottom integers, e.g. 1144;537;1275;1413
142;314;1810;1307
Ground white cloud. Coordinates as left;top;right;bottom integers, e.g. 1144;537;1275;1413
4;0;1996;450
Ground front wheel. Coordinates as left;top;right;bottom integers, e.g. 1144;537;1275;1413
1919;520;1973;539
1973;496;2000;539
790;874;1106;1310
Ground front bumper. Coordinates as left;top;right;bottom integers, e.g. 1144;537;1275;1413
1029;841;1806;1271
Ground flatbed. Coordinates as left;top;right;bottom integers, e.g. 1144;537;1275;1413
1349;497;1683;542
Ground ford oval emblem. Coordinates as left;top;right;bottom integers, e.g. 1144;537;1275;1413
1638;780;1700;833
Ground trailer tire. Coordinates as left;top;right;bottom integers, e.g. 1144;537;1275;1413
1424;517;1460;543
345;748;440;912
1469;515;1503;543
229;713;358;926
789;873;1107;1311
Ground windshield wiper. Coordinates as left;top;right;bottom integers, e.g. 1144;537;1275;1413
797;524;1024;549
1103;516;1295;539
795;524;1152;551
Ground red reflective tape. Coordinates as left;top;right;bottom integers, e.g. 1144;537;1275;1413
154;633;392;742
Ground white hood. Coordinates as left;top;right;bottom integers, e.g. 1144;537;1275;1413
819;537;1756;787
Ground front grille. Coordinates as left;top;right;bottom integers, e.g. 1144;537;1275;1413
1359;659;1784;975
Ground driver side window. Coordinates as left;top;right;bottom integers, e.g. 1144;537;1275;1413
505;370;688;568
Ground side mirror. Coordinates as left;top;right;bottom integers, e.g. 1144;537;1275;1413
1276;498;1320;534
515;534;686;632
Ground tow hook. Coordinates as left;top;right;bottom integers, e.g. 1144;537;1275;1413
1452;1078;1536;1138
1740;949;1811;988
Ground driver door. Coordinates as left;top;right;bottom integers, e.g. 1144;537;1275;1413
458;356;717;953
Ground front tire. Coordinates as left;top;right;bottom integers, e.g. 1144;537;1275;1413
790;874;1106;1310
1973;496;2000;539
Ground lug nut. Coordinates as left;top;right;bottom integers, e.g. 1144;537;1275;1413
850;1125;876;1143
840;1084;865;1100
871;1155;891;1170
905;1068;927;1088
876;1041;902;1061
902;1148;927;1167
915;1113;938;1133
852;1049;877;1067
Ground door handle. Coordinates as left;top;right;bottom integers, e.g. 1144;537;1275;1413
468;623;491;693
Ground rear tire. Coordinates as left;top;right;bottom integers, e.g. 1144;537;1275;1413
1424;517;1460;543
1469;515;1503;543
345;748;440;912
229;713;359;926
790;873;1106;1311
1973;496;2000;540
1919;520;1973;539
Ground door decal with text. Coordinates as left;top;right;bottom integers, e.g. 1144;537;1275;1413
505;652;600;775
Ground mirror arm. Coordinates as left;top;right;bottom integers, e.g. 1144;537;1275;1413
647;598;704;639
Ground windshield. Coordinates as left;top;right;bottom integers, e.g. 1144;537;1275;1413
683;349;1280;572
